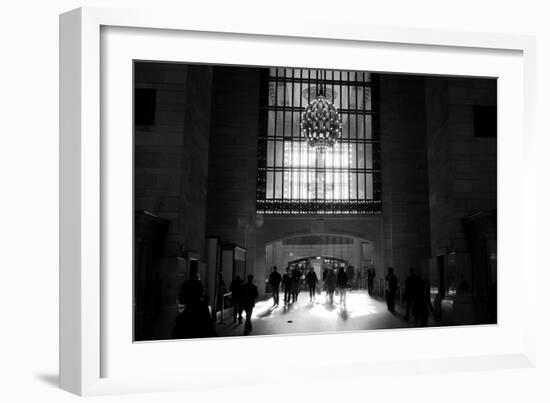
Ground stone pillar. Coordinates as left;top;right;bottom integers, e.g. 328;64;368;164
379;74;431;283
205;66;262;293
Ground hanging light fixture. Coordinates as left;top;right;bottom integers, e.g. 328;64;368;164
300;72;343;152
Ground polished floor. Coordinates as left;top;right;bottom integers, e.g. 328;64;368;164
215;290;437;337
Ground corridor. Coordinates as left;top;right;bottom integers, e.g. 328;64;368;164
215;290;427;338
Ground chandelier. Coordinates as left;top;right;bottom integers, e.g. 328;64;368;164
300;85;342;151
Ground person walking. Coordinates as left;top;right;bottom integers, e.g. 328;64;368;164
291;265;301;303
268;266;282;307
346;265;355;291
336;267;348;307
385;267;398;312
367;267;376;295
229;275;244;324
325;268;336;304
404;268;421;321
282;267;292;305
240;275;259;336
304;267;319;302
413;279;434;327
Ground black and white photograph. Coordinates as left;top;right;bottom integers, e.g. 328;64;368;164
133;62;497;341
4;0;549;400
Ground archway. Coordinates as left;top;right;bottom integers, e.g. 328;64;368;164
264;233;375;291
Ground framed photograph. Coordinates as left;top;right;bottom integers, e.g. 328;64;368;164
60;6;537;396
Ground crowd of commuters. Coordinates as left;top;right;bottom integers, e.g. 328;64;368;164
267;263;436;327
267;264;358;307
173;263;437;339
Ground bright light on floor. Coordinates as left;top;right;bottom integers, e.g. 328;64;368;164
253;290;379;320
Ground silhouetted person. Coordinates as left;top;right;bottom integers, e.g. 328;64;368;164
178;272;203;307
346;265;355;291
305;267;318;301
172;272;216;339
413;280;434;327
356;267;364;289
336;267;348;306
282;267;292;305
229;275;243;324
291;265;301;303
404;268;421;321
367;267;376;295
214;273;227;321
240;275;259;335
385;267;398;312
325;269;336;304
268;266;282;306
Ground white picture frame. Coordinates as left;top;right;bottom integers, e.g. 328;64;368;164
59;6;537;396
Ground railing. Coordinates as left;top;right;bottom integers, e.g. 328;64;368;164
218;291;232;324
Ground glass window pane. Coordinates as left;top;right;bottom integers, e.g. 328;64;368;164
366;173;373;199
341;114;349;139
355;86;364;110
358;143;365;169
268;111;276;137
364;87;372;110
340;85;349;110
292;112;301;138
266;171;274;199
349;86;358;109
275;141;283;166
283;171;290;199
275;171;283;198
364;115;372;139
342;170;349;199
358;172;365;199
332;87;342;109
293;84;301;108
284;112;292;137
308;145;316;168
365;144;373;169
269;82;276;106
350;143;357;169
350;172;357;199
316;172;324;199
276;111;284;137
291;170;299;199
283;141;291;166
308;170;315;199
348;114;357;139
277;82;285;106
267;140;274;167
301;170;308;199
357;114;365;139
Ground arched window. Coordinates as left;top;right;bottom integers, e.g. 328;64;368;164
256;68;381;214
